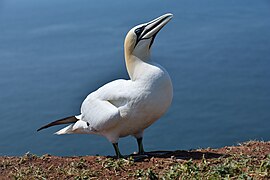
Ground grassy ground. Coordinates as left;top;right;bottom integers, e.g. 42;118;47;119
1;141;270;179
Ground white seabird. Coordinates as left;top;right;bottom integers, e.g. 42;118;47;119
38;13;173;158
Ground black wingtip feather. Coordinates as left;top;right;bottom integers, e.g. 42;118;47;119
37;116;78;132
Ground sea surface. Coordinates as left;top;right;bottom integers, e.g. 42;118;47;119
0;0;270;156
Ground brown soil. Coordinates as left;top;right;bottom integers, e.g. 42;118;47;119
1;141;270;179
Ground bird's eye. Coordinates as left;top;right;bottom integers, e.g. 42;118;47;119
134;26;145;36
134;28;141;36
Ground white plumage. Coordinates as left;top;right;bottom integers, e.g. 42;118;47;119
38;13;173;158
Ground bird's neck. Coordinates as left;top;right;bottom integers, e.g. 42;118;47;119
125;54;152;81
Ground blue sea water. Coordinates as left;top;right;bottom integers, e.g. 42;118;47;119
0;0;270;156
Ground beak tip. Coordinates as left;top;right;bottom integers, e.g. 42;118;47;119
165;13;173;19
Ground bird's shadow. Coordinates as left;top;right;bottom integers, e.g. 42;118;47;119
109;150;227;162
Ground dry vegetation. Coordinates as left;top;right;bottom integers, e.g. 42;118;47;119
1;141;270;179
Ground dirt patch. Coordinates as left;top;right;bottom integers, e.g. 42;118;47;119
1;141;270;179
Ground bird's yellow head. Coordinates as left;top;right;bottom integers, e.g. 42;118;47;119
124;13;173;62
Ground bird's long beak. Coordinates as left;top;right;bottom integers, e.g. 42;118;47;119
140;13;173;40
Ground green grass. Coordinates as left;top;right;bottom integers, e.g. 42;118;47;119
1;141;270;179
2;153;269;180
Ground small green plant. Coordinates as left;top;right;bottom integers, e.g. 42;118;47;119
102;157;134;173
145;168;158;180
133;168;158;179
134;169;145;178
102;158;126;172
11;165;47;180
0;159;12;170
162;160;202;179
71;158;87;169
259;158;270;176
74;169;99;180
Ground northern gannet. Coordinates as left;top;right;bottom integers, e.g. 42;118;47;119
38;13;173;158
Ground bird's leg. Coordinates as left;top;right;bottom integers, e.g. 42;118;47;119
112;143;123;158
136;137;145;155
130;137;149;162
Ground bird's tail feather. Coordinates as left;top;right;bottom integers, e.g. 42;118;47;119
37;116;78;132
54;124;74;135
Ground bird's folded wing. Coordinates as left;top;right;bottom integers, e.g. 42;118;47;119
81;79;134;131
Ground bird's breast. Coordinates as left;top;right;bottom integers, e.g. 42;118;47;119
138;69;173;119
118;66;173;135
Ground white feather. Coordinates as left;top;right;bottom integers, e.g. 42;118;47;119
55;13;173;144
